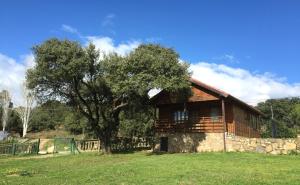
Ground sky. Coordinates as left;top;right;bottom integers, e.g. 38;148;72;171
1;0;300;105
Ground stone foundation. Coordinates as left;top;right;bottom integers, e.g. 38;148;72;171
154;132;225;153
226;135;300;154
154;132;300;154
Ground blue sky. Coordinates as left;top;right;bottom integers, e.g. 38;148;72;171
1;0;300;105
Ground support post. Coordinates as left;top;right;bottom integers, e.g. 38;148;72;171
222;99;227;152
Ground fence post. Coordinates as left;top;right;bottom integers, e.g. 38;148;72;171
12;142;16;155
53;138;56;155
70;138;76;154
36;138;40;155
71;138;74;154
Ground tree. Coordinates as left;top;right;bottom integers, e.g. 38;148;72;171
7;109;22;136
27;39;190;153
0;90;11;131
290;104;300;129
119;103;154;138
64;110;88;136
256;98;300;138
30;100;70;131
16;83;35;137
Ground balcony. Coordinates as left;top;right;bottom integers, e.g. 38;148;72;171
155;116;224;133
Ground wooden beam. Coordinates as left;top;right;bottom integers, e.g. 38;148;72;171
222;99;227;152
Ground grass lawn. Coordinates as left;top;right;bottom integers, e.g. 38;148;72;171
0;152;300;185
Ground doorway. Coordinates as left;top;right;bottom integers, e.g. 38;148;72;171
160;137;168;152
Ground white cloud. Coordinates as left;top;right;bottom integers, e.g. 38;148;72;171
61;24;83;38
86;36;140;57
60;24;140;57
148;88;161;98
190;62;300;105
2;50;300;107
102;13;115;27
0;53;35;106
0;35;140;106
213;54;239;64
61;24;78;34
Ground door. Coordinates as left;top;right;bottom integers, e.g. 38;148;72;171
160;137;168;152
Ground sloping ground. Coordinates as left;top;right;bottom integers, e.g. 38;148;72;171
0;152;300;185
38;139;54;154
26;130;83;139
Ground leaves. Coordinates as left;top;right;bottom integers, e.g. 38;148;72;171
256;98;300;138
26;39;190;151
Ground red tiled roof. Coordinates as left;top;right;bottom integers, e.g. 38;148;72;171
190;78;229;97
190;78;262;115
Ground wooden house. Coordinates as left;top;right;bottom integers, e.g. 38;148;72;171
151;78;262;152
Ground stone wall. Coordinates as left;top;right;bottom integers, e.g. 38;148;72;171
226;134;300;154
154;132;224;153
154;132;300;154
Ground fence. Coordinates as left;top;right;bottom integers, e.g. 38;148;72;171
0;139;40;155
53;138;79;154
111;137;153;152
75;139;100;152
75;137;153;152
0;137;153;155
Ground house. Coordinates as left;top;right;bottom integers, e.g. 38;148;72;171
151;78;262;152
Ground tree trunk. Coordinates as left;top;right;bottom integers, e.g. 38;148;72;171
100;133;112;154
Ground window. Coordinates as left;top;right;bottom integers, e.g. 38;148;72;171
210;107;220;122
173;110;188;124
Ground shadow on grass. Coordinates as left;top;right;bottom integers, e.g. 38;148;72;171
111;147;152;154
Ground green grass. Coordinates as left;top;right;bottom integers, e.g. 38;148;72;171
0;152;300;185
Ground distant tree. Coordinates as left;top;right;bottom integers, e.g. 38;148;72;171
6;110;22;136
290;104;300;129
30;100;69;131
257;98;300;138
27;39;190;153
64;110;88;135
0;90;11;131
16;83;35;137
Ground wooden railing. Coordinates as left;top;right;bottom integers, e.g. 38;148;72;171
155;116;224;133
75;140;100;152
75;138;153;152
111;137;153;152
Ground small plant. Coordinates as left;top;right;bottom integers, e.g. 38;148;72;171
288;150;299;155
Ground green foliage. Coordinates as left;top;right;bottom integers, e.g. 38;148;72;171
0;106;2;130
119;105;154;138
63;110;88;135
256;98;300;138
291;104;300;128
6;110;22;136
27;39;191;152
30;101;69;131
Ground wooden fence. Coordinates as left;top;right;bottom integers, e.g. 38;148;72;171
0;137;153;155
75;137;153;152
75;139;100;152
111;137;153;152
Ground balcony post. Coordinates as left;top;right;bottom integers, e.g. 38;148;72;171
221;99;227;152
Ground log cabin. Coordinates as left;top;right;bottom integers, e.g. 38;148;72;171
151;78;262;152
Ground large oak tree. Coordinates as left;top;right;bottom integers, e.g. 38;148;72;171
27;39;190;153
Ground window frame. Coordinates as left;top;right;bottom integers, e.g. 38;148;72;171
173;110;189;124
